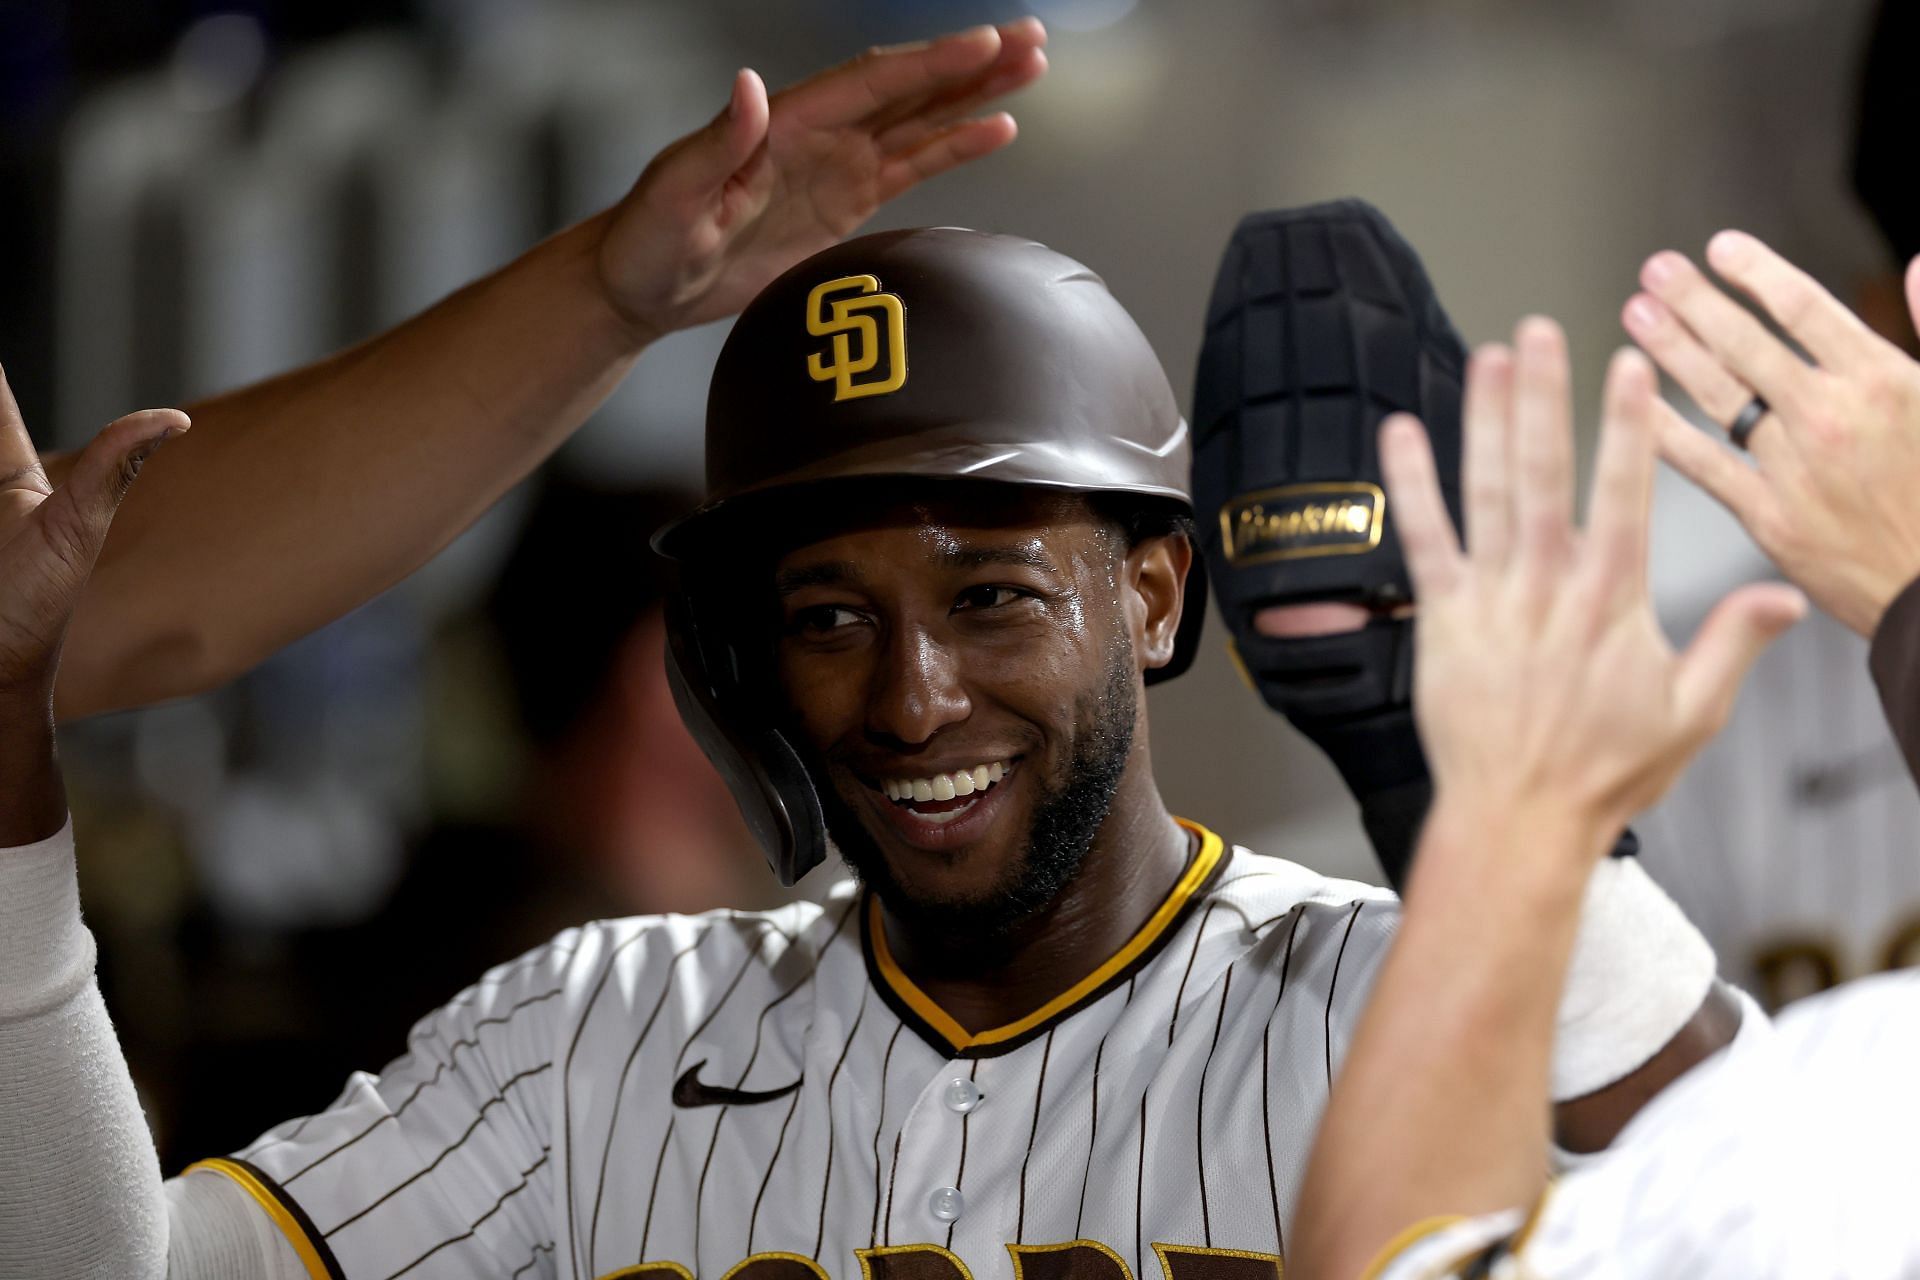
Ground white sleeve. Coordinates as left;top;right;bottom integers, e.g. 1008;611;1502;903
1549;854;1718;1102
0;820;295;1280
165;1173;308;1278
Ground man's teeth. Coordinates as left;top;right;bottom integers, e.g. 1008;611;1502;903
882;760;1009;805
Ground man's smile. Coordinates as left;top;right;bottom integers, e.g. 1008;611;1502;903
853;757;1026;851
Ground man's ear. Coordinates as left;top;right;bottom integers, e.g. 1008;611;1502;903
1129;533;1193;672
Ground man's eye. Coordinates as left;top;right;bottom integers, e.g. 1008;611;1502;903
790;604;863;635
954;585;1027;611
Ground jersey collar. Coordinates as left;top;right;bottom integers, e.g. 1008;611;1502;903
861;817;1229;1058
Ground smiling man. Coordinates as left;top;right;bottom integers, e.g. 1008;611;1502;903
3;228;1747;1280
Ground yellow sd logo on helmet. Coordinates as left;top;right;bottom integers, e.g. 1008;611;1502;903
805;274;907;401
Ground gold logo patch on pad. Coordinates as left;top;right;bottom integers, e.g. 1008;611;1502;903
1220;482;1385;565
806;274;907;402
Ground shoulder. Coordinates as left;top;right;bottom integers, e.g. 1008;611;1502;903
1203;843;1398;932
542;882;865;1014
1178;841;1399;1005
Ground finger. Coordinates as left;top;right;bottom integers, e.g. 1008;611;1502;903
1461;342;1515;569
1621;290;1796;472
873;41;1047;155
722;69;771;171
1380;414;1465;597
1511;316;1575;576
782;24;1005;131
1704;230;1882;374
1639;249;1818;422
1583;349;1659;601
0;365;49;497
33;409;187;580
1649;397;1776;527
1674;581;1806;739
874;113;1018;203
1253;601;1371;637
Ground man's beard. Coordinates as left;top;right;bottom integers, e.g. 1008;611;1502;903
817;638;1138;940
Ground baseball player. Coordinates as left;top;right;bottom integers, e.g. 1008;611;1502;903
4;226;1754;1280
1294;233;1920;1279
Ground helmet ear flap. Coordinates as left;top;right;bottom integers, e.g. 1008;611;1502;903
663;581;829;886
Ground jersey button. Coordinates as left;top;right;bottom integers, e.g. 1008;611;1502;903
929;1186;965;1222
942;1077;983;1114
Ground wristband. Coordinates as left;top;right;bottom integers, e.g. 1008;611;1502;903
1551;856;1716;1101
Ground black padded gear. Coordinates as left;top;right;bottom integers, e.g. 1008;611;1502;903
1193;200;1635;888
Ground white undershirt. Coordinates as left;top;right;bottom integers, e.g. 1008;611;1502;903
0;823;303;1279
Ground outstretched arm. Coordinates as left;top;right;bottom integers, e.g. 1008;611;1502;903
50;19;1047;720
1289;321;1802;1280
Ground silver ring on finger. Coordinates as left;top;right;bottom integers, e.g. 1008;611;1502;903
1727;394;1770;451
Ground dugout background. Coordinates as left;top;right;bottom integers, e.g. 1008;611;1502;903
0;0;1904;1169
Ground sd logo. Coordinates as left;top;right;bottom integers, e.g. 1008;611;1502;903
806;275;907;402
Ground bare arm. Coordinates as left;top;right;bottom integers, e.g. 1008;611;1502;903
54;214;636;718
1290;322;1801;1279
49;19;1048;720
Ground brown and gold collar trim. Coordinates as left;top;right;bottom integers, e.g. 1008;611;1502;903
861;818;1229;1059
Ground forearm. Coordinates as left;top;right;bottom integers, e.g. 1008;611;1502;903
0;822;296;1279
54;212;648;720
1292;802;1599;1280
0;822;166;1277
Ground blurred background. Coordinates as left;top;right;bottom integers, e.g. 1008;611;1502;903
2;0;1914;1168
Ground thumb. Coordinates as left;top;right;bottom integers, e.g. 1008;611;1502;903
1674;582;1806;737
664;69;770;204
1906;254;1920;343
33;408;187;581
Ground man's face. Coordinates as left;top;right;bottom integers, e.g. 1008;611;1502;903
771;491;1174;936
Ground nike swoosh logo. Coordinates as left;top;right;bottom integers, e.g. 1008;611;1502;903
672;1060;803;1109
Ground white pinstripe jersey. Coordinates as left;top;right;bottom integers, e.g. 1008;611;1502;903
181;822;1403;1280
1638;604;1920;1008
1644;471;1920;1007
1372;970;1920;1280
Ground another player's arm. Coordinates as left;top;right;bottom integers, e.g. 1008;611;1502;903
46;19;1047;721
1289;323;1800;1280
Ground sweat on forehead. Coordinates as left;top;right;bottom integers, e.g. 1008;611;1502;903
748;478;1120;573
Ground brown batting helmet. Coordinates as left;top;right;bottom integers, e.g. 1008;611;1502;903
655;227;1203;883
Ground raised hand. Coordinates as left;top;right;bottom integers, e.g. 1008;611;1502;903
0;368;185;843
594;19;1047;338
1625;233;1920;637
1379;320;1804;858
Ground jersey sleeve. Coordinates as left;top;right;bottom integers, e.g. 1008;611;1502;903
189;927;586;1279
1360;1207;1531;1280
1868;570;1920;786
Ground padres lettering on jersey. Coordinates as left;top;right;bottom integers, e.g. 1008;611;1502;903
180;820;1401;1280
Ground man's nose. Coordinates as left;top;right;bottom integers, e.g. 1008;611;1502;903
865;626;971;745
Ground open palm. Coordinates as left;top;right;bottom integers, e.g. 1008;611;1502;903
595;19;1047;336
